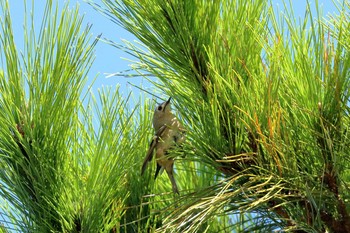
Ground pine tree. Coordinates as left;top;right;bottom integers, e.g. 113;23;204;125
93;0;350;232
0;0;349;232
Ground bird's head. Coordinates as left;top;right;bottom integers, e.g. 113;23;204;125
153;97;173;130
155;97;171;114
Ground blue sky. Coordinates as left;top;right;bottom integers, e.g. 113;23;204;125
5;0;338;99
6;0;138;97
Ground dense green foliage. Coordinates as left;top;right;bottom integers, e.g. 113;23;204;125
0;0;349;232
95;0;350;232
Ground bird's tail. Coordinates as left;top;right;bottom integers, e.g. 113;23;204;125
154;163;163;179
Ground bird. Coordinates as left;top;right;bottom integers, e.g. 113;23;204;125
141;97;186;194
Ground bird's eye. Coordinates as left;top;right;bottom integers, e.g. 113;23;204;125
157;106;163;111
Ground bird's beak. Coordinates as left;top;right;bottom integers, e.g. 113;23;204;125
163;97;171;111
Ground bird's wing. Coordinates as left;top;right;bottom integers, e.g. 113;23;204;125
141;125;167;176
154;163;163;179
155;124;168;137
174;121;186;144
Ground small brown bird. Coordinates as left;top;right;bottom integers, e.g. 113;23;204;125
141;97;185;194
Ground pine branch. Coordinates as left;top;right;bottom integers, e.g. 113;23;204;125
95;0;350;231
